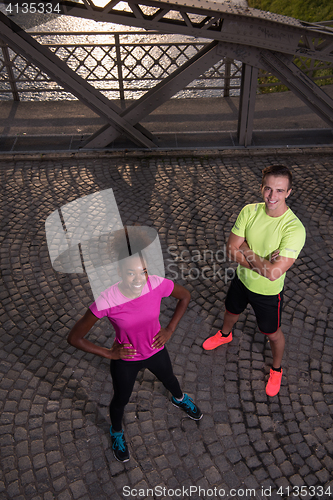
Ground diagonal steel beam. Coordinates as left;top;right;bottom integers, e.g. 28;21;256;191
89;37;333;149
55;0;333;62
84;40;223;148
0;12;157;148
57;1;300;55
258;51;333;128
1;4;332;150
216;41;333;128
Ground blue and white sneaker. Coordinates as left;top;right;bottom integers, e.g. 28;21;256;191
110;427;129;462
171;393;203;420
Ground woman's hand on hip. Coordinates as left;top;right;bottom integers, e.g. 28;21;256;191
109;340;136;359
152;327;173;349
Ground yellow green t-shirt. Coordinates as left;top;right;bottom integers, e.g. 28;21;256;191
231;203;306;295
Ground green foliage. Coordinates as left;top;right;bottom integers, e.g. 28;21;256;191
257;71;289;94
249;1;333;93
257;60;333;94
247;0;333;23
294;58;333;86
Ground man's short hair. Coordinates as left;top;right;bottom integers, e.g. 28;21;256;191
262;165;292;190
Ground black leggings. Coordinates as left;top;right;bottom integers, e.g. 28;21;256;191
110;347;182;431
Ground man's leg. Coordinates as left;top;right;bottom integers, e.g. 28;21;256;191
203;274;248;351
221;311;239;335
267;327;285;369
202;310;239;350
265;327;285;396
250;290;284;396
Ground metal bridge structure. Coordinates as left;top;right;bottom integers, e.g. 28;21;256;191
0;0;333;149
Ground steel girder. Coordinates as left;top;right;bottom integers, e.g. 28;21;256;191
238;63;258;147
0;13;226;148
84;40;223;148
0;12;157;148
55;0;333;63
215;42;333;130
85;36;333;148
0;1;333;149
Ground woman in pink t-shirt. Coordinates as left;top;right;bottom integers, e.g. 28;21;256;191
68;228;202;463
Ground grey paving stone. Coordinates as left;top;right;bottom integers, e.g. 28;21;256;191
1;150;333;498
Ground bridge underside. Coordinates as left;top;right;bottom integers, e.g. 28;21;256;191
0;0;333;149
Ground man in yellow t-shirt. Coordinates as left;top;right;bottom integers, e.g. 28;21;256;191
203;165;306;397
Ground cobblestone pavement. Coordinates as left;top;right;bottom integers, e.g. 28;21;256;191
0;149;333;500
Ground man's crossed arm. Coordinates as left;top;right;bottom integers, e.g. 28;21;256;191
226;232;295;282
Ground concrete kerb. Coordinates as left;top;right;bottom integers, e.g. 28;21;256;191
0;146;332;163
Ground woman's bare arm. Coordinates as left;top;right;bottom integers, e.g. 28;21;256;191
68;309;136;359
152;283;190;348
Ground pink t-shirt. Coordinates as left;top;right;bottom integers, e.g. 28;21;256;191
89;275;174;361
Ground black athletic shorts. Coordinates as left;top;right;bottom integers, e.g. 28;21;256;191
225;274;283;335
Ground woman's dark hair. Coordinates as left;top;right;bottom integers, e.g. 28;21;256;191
262;165;292;190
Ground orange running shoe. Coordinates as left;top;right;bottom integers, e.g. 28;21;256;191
266;368;283;397
202;331;232;350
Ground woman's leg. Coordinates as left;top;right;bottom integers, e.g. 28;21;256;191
146;348;202;420
145;348;183;399
109;359;142;431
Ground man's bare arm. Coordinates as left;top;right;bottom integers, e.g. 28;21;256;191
240;241;295;281
226;232;251;269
